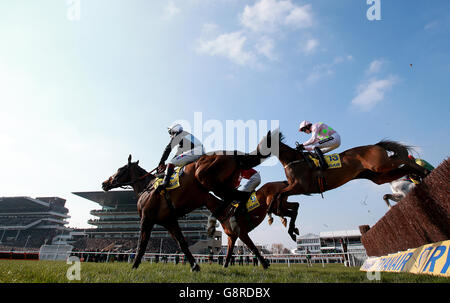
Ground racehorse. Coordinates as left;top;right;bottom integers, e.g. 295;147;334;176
101;155;295;271
219;181;299;267
383;177;415;209
193;149;271;217
257;130;430;205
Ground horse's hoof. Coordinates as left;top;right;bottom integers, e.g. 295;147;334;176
281;218;287;227
268;217;273;225
262;261;270;269
191;264;200;272
132;263;140;270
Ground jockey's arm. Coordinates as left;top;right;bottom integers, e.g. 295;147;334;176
302;126;319;148
159;138;175;165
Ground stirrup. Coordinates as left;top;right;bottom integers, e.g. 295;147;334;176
314;147;328;169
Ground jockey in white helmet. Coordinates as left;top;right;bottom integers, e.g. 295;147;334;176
297;121;341;169
155;123;205;193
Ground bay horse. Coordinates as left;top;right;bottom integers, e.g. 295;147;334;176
101;155;294;271
216;181;300;267
257;130;431;205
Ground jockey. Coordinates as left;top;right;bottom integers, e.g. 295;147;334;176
297;120;341;169
155;123;205;193
408;155;434;184
234;168;261;193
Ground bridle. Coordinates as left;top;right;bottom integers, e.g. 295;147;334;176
109;167;158;189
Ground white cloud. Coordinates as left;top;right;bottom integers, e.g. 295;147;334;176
367;59;384;74
255;36;278;61
196;0;315;67
240;0;313;32
424;20;438;30
163;1;180;19
305;55;352;84
302;38;318;55
201;23;219;36
351;76;398;111
196;31;256;66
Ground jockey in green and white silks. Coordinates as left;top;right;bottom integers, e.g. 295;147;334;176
298;121;341;154
155;123;205;193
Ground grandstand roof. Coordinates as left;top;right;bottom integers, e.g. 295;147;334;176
73;190;137;207
0;196;50;212
319;230;361;238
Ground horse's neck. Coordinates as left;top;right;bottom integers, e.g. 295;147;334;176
277;142;300;166
131;167;154;195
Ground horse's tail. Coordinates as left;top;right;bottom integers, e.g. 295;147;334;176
375;140;413;159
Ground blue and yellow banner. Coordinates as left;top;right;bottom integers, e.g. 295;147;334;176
360;240;450;277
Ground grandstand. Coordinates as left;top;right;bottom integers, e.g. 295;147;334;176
0;196;71;249
296;229;366;254
72;190;222;254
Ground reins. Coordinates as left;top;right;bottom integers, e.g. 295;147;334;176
118;167;158;188
283;159;304;169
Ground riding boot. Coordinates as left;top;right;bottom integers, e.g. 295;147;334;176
230;201;244;234
314;147;328;169
230;192;251;233
155;163;175;193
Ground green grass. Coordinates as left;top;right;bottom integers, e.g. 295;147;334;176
0;260;448;283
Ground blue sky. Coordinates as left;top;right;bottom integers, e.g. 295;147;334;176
1;0;449;250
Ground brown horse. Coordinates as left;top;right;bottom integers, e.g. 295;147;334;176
101;155;292;271
215;181;300;267
257;130;431;205
193;149;271;217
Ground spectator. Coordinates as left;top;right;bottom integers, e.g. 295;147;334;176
252;254;258;266
238;249;244;266
208;247;214;265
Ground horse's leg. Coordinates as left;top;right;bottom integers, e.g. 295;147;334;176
383;193;392;208
369;155;429;181
278;201;300;242
366;168;410;185
276;181;304;211
275;191;300;241
382;193;404;209
132;217;154;269
267;213;273;225
238;232;269;269
223;236;237;268
166;220;200;272
285;201;300;238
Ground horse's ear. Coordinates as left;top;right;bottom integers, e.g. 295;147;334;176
136;160;139;165
128;154;132;165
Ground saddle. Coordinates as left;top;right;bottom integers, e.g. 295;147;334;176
151;166;185;193
295;142;325;169
295;143;342;170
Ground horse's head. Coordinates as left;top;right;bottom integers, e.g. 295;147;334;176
102;154;143;191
